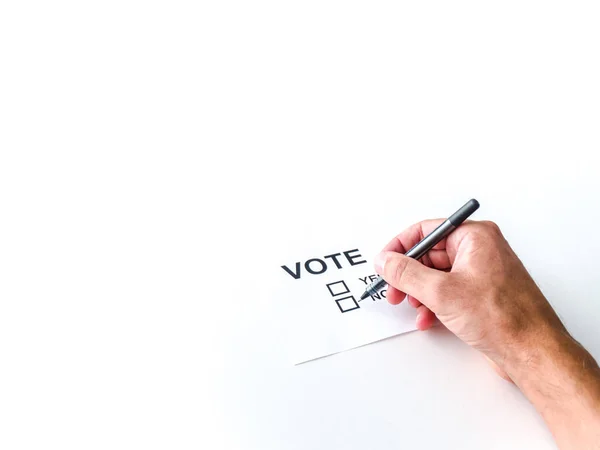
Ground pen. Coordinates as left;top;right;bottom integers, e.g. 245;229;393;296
359;199;480;300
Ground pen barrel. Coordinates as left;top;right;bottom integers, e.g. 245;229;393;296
448;198;480;226
363;199;479;299
405;220;455;260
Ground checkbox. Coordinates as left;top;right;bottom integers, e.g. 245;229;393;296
326;280;350;297
335;296;360;313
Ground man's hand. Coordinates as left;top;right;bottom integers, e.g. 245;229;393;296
376;220;600;450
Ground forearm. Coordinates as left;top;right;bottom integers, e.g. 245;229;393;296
508;329;600;449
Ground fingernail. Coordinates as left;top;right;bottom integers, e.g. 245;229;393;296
374;252;386;274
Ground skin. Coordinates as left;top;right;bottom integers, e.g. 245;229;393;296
375;220;600;450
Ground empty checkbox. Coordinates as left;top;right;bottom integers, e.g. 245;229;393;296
326;280;350;297
335;296;360;313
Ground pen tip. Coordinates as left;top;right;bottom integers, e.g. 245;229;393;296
360;292;369;301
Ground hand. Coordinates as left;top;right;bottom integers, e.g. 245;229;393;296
375;219;563;375
376;220;600;449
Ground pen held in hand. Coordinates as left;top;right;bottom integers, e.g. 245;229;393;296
359;199;480;301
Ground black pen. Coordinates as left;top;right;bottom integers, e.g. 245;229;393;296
360;199;480;300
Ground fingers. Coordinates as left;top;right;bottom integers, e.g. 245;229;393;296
407;295;422;308
382;219;450;270
416;305;436;330
406;296;435;330
387;287;436;331
375;251;449;312
386;286;406;305
421;249;452;270
381;257;437;330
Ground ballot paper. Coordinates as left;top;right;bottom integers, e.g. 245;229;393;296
279;241;418;364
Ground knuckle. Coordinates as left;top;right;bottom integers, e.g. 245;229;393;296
481;220;502;235
465;221;504;249
466;230;487;247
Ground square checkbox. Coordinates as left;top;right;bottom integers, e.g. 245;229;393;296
326;280;350;297
335;296;360;313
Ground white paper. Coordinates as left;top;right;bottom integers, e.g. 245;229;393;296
278;239;418;364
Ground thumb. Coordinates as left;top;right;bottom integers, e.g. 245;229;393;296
375;251;448;312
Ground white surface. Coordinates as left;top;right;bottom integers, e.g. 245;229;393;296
1;1;600;449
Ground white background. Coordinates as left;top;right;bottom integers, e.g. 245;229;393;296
1;1;599;449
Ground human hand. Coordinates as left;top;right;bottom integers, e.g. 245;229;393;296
375;220;600;449
376;220;565;373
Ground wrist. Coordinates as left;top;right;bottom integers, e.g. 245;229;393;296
507;327;600;395
505;327;600;446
